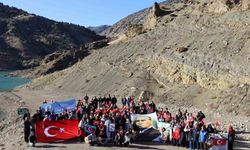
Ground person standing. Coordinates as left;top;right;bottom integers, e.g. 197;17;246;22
24;117;32;143
228;125;235;150
199;125;208;150
78;117;87;142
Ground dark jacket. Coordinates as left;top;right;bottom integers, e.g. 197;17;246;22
228;130;235;143
135;127;161;142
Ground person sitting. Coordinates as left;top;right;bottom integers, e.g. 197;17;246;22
123;132;130;147
114;132;123;146
85;133;97;146
97;130;107;146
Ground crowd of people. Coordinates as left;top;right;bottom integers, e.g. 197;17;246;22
23;94;235;150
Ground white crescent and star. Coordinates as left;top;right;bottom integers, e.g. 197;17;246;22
217;140;222;145
44;126;64;137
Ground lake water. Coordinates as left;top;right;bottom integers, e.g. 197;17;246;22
0;71;31;91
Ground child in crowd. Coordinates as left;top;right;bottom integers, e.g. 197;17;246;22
123;132;130;147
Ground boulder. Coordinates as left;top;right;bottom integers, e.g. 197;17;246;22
176;47;188;53
82;39;109;50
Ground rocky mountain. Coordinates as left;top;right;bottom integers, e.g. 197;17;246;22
24;0;250;117
88;25;111;35
0;3;104;70
100;0;173;37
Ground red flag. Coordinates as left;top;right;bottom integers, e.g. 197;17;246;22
211;138;227;146
36;119;79;142
172;127;180;140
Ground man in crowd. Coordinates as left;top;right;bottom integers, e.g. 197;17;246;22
24;117;32;143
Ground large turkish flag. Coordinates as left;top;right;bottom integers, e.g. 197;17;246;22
36;119;79;142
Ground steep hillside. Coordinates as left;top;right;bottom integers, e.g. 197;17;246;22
101;0;175;37
88;25;111;35
23;0;250;117
0;3;104;70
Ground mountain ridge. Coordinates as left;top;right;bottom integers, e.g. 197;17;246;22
0;2;104;70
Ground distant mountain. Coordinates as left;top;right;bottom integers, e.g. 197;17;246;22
88;25;111;35
0;3;104;70
101;1;171;37
100;8;150;37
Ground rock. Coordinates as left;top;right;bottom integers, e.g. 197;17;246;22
152;2;162;17
82;39;109;50
125;24;145;38
144;2;163;29
176;47;188;53
32;49;90;76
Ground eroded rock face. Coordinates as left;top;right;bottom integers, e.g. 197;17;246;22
152;2;162;17
81;39;109;50
125;24;145;38
33;49;90;76
144;2;162;29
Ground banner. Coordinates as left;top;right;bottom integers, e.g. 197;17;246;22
40;99;76;115
108;123;115;132
36;119;79;142
83;124;96;134
131;112;161;142
158;122;172;141
208;134;228;150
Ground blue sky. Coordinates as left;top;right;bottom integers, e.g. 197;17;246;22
0;0;165;27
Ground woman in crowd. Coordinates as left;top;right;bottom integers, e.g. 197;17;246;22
199;125;208;150
227;125;235;150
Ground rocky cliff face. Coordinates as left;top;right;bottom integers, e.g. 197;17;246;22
0;3;104;70
23;0;250;116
